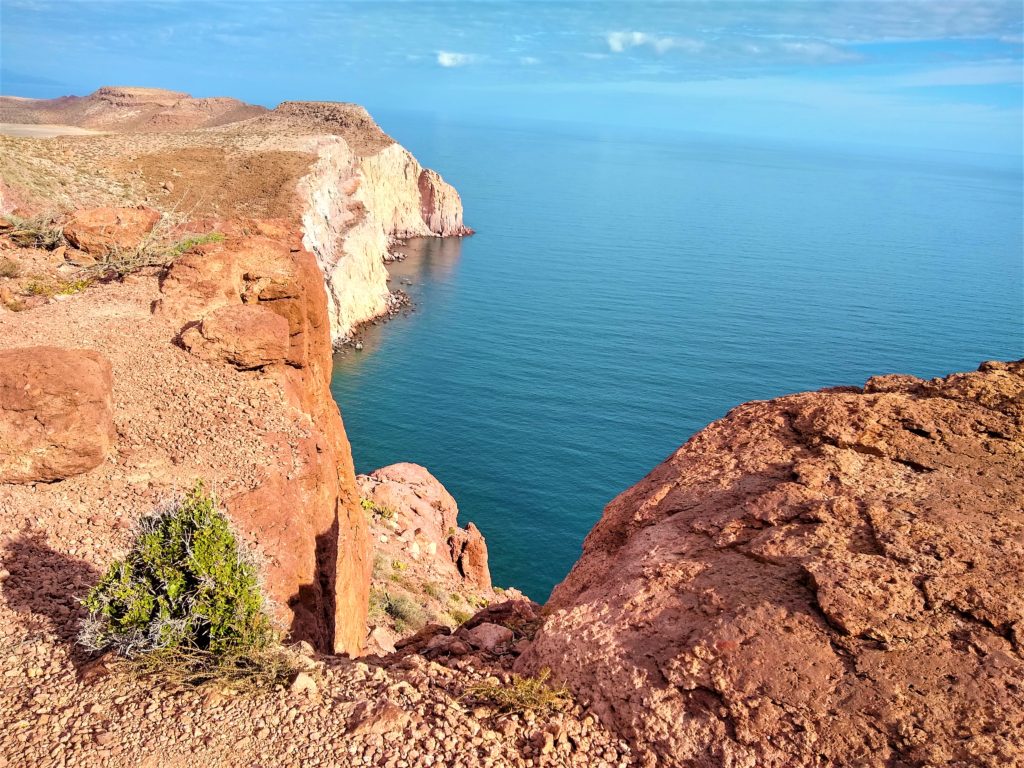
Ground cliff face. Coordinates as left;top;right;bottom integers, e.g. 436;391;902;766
0;90;470;345
0;213;372;656
519;361;1024;767
296;135;470;343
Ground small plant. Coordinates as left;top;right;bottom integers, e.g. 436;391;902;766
369;588;427;633
168;231;225;256
0;256;20;278
56;277;93;295
449;607;472;626
360;497;397;522
7;214;65;250
422;581;443;600
77;231;225;280
463;669;571;715
80;482;288;686
391;559;407;572
23;277;55;297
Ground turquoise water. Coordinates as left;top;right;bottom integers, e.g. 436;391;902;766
331;114;1023;601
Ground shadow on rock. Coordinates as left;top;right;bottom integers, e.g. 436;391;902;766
2;532;101;670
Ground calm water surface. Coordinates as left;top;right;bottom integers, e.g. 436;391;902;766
331;114;1023;600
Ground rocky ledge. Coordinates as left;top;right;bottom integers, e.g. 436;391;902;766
519;361;1024;767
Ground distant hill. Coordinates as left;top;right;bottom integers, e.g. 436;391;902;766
0;86;266;132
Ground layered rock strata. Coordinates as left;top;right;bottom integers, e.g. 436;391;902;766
519;361;1024;768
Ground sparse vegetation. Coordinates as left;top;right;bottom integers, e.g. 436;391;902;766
0;256;20;278
79;482;291;687
449;607;472;625
422;581;443;600
7;214;65;250
463;669;571;715
360;497;397;522
22;276;94;298
391;559;407;572
78;231;224;280
369;588;427;633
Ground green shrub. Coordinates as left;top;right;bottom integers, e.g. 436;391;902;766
369;588;427;633
80;482;275;660
360;497;396;522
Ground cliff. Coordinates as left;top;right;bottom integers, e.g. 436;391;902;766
0;88;470;343
519;361;1024;767
0;216;371;655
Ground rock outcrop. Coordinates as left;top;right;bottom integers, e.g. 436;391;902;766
159;230;371;654
0;347;116;483
63;206;161;255
296;136;470;342
357;463;502;653
519;361;1024;768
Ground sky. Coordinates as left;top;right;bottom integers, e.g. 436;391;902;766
1;0;1022;154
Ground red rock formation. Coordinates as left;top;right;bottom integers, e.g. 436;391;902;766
181;304;289;370
159;231;371;655
358;463;492;591
519;361;1024;768
63;207;161;255
0;347;116;483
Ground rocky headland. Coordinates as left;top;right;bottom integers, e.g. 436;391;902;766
0;86;1020;768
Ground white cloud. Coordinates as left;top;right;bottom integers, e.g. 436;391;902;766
437;51;474;68
606;31;702;55
519;56;541;66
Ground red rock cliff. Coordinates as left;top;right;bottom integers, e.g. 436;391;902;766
519;361;1024;767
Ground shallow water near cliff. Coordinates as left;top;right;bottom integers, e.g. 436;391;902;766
331;114;1023;601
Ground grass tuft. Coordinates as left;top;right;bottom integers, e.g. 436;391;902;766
7;214;65;250
0;256;20;278
463;669;572;715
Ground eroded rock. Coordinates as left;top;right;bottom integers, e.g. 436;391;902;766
519;360;1024;768
181;304;289;370
63;206;161;255
0;346;115;483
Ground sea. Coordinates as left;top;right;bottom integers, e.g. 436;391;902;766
330;112;1023;601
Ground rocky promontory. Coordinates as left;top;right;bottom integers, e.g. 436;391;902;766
520;361;1024;767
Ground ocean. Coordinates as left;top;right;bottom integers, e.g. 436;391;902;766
330;113;1023;601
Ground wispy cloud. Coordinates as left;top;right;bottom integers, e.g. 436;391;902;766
606;31;704;55
520;56;541;66
437;51;474;68
893;61;1023;86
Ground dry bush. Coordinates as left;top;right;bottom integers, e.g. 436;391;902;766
463;669;572;715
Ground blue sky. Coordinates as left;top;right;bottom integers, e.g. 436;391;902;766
1;0;1021;154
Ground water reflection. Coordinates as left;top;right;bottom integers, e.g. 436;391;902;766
332;235;465;373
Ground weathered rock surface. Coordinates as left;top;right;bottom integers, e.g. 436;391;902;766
0;346;115;483
160;231;371;654
297;137;469;342
63;206;161;256
180;304;289;370
519;360;1024;768
357;463;505;651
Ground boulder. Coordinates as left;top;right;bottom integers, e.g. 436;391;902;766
519;360;1024;768
63;206;161;255
181;304;289;369
0;347;116;483
462;622;514;653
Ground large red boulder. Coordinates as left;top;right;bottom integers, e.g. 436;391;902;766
63;206;161;255
519;361;1024;768
181;304;289;369
0;347;116;483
